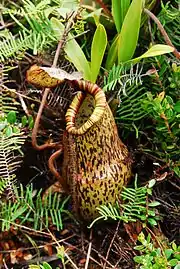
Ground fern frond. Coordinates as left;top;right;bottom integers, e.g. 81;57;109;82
0;178;8;195
89;177;160;227
0;87;20;113
158;2;180;48
116;84;148;122
0;184;70;231
0;29;56;62
104;64;146;95
3;0;53;17
0;133;26;198
0;0;58;62
103;64;149;123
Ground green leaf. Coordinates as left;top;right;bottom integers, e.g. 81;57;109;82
148;179;156;188
148;201;160;207
28;115;34;129
174;254;180;260
41;262;52;269
12;126;20;134
172;242;177;251
105;34;119;70
91;23;107;82
148;218;157;226
148;210;156;216
169;259;178;267
21;115;28;127
11;206;28;221
173;167;180;177
151;250;158;257
134;245;145;251
112;0;130;33
50;18;91;80
131;44;174;63
29;265;41;269
174;101;180;113
0;122;7;131
133;255;144;263
174;264;180;269
118;0;143;63
5;126;13;136
7;111;16;124
164;249;173;259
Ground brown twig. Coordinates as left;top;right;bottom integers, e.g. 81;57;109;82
103;222;120;269
0;235;75;253
52;10;81;68
84;229;93;269
145;226;166;258
144;8;180;59
94;0;113;18
0;22;14;30
31;9;80;151
31;87;58;150
63;240;105;268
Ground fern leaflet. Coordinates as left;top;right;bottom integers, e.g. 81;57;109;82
0;184;70;231
89;177;160;228
0;133;26;197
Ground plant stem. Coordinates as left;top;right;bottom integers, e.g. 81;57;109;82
52;9;81;67
32;9;81;150
144;8;180;59
94;0;113;18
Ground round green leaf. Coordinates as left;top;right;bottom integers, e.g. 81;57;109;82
41;262;52;269
174;101;180;113
5;126;13;136
7;111;16;124
148;201;161;207
164;249;173;259
169;259;178;267
13;126;20;134
21;115;28;127
0;122;7;131
148;218;157;226
148;179;156;188
28;115;34;129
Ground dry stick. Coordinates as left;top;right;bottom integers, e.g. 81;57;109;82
94;0;113;18
31;87;57;150
18;94;30;116
169;180;180;191
103;222;120;269
0;235;75;254
64;252;79;269
84;229;93;269
0;218;52;236
31;9;80;150
63;240;105;268
145;226;166;258
144;8;180;59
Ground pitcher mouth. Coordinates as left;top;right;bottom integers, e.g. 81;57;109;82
65;80;107;135
26;65;107;136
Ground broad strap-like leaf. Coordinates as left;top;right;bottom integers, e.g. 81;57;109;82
131;44;175;63
112;0;130;33
91;23;107;82
118;0;143;63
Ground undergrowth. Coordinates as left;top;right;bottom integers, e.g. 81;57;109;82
0;0;179;268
